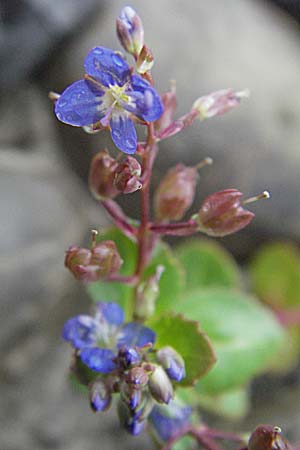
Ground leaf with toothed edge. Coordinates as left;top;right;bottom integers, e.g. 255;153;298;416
147;314;216;387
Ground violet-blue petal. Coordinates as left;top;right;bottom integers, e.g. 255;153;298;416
149;401;192;442
117;322;156;348
80;347;116;373
55;80;106;126
126;419;145;436
84;47;130;87
110;112;137;154
166;360;186;382
96;301;124;326
62;315;99;349
128;74;163;122
118;346;141;367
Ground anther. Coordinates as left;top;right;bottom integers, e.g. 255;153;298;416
242;190;270;205
273;426;282;434
48;91;60;102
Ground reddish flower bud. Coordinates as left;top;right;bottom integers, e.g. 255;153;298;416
88;150;119;200
248;426;290;450
114;156;142;194
155;82;177;133
193;88;249;120
126;367;149;388
154;164;199;221
136;45;154;74
65;240;123;282
116;6;144;57
195;189;254;237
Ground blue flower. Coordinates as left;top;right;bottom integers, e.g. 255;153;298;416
54;47;163;154
149;399;192;442
62;301;156;373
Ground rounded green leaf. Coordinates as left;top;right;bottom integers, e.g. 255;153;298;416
147;313;216;386
249;242;300;308
174;288;285;393
175;239;241;291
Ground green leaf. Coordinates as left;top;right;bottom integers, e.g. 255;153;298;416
175;239;241;291
87;227;137;317
144;242;185;315
174;288;285;393
147;314;216;386
249;242;300;308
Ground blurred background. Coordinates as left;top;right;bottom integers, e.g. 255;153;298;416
1;1;300;449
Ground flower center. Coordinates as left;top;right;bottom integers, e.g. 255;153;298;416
109;84;130;106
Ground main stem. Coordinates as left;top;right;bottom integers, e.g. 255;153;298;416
133;123;157;319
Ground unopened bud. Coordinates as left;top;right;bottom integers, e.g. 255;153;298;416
114;156;142;194
195;189;255;237
89;150;119;200
137;45;154;74
116;6;144;57
154;164;199;221
118;394;154;435
118;346;141;369
155;81;177;133
65;240;123;282
120;383;142;410
149;365;174;404
126;366;149;388
157;346;186;382
89;379;111;412
136;266;165;320
248;426;289;450
193;88;249;120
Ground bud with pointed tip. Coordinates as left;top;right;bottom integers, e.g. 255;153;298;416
149;365;174;404
193;88;249;120
137;45;154;74
89;379;111;412
120;383;142;410
118;346;141;369
157;346;186;382
135;265;164;320
248;426;290;450
89;150;119;200
114;156;142;194
154;164;199;221
195;189;255;237
65;240;123;282
116;6;144;57
155;82;177;133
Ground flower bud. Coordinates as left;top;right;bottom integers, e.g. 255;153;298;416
135;266;164;320
65;240;123;282
118;394;154;435
89;379;111;412
116;6;144;57
137;45;154;74
118;346;141;369
126;366;149;388
154;164;199;221
195;189;255;237
114;156;142;194
156;346;186;382
88;150;119;200
120;383;142;410
193;88;249;120
149;365;174;404
248;426;289;450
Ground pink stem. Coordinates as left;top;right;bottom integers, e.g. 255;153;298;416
101;199;136;239
105;274;138;285
150;220;198;236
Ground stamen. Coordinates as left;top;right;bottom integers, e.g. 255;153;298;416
48;91;60;102
91;229;99;248
242;190;270;205
195;157;213;170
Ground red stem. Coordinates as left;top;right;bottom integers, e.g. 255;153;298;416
150;219;198;236
101;199;136;239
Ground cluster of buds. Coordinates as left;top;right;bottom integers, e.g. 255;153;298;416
65;232;123;282
64;302;186;435
89;150;142;200
248;425;290;450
